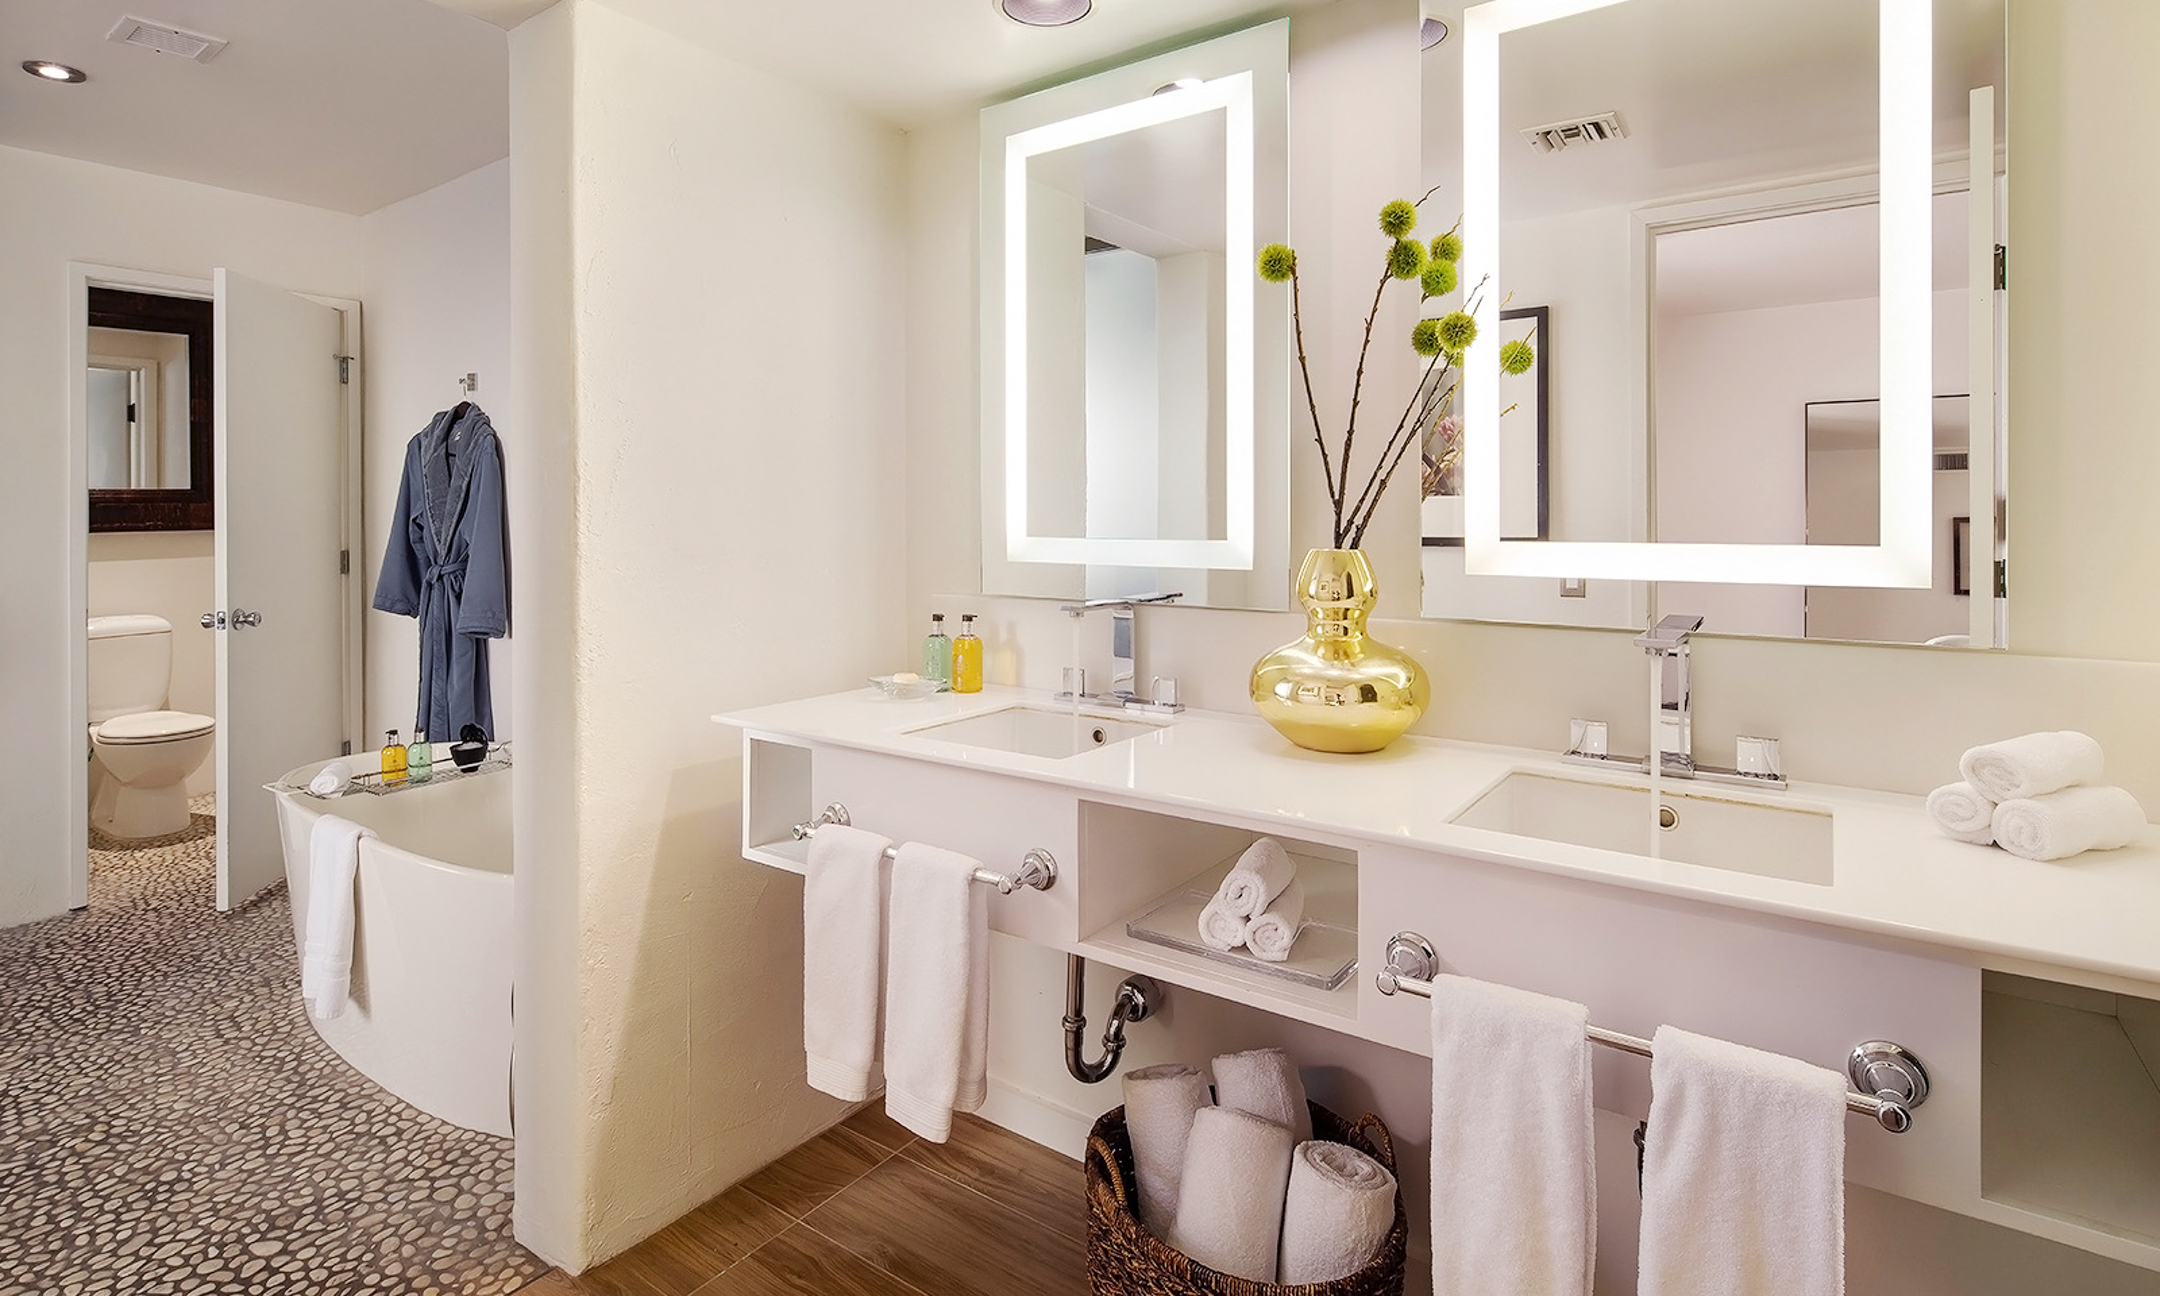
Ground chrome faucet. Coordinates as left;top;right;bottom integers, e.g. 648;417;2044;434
1563;613;1787;790
1056;593;1183;714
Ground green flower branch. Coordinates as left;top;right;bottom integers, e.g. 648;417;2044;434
1257;191;1535;550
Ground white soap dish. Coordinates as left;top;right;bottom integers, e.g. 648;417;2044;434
870;673;948;700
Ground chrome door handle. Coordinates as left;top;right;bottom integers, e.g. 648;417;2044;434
230;608;263;628
199;611;226;630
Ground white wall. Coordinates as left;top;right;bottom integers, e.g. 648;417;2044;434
0;143;362;927
506;0;909;1267
86;532;217;798
360;159;515;744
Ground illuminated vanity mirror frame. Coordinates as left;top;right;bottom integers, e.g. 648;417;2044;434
979;20;1291;599
1460;0;1936;588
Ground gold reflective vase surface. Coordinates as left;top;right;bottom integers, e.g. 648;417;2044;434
1249;549;1429;754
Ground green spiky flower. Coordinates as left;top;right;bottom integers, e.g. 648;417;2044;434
1437;310;1478;351
1256;243;1298;283
1444;349;1465;369
1379;199;1420;239
1410;318;1446;357
1430;231;1463;264
1387;238;1425;281
1500;338;1536;376
1420;259;1458;299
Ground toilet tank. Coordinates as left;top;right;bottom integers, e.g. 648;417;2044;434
87;614;175;723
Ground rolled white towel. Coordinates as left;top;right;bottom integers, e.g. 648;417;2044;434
1169;1106;1296;1283
1245;877;1307;963
1960;731;2105;803
1217;837;1297;918
308;761;355;797
1278;1140;1398;1285
1212;1046;1312;1144
1926;781;1997;846
1992;785;2147;861
1121;1063;1212;1239
1198;897;1250;952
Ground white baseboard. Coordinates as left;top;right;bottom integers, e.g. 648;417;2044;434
974;1076;1106;1160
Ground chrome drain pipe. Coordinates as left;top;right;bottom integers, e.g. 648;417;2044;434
1063;955;1160;1084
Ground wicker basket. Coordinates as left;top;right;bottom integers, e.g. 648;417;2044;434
1084;1101;1409;1296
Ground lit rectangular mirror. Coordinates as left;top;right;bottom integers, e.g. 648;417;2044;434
980;21;1290;610
1423;0;2007;646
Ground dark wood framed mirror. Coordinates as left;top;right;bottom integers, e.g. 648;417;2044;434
87;287;214;532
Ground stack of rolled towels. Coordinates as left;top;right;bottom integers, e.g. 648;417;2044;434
1197;838;1308;963
1120;1048;1396;1285
1927;731;2146;861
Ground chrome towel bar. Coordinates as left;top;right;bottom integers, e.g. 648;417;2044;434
790;802;1057;896
1376;932;1930;1134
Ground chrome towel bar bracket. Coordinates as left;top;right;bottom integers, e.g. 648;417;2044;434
1376;931;1930;1134
789;802;1057;895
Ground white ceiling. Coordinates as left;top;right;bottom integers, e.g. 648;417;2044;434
1;0;509;214
1654;190;1971;317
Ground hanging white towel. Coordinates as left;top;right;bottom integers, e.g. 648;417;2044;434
1278;1139;1397;1284
1926;781;1997;845
1429;976;1595;1296
1121;1063;1213;1238
803;824;892;1102
1639;1026;1848;1296
1959;730;2105;803
1169;1106;1297;1283
1217;837;1298;918
1245;877;1307;963
302;814;377;1021
1212;1046;1312;1144
883;842;989;1143
1992;785;2147;861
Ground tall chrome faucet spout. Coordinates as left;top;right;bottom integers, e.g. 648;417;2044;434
1637;613;1703;774
1055;593;1185;714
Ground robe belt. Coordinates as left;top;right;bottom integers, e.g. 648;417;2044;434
422;556;468;592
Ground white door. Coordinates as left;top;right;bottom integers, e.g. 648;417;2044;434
214;270;347;910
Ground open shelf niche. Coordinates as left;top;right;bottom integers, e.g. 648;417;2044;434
742;735;815;872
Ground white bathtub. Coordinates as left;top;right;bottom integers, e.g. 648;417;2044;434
271;755;513;1137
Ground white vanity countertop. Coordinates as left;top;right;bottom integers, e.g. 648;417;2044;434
717;685;2160;985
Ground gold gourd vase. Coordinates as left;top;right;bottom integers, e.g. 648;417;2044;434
1250;549;1429;754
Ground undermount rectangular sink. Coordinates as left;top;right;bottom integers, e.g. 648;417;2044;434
1452;771;1833;886
907;705;1167;760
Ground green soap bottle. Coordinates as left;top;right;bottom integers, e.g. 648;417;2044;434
409;729;434;783
923;613;953;686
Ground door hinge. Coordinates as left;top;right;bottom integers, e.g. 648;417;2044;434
336;354;354;384
1994;244;2007;292
340;740;353;757
339;549;350;575
1995;559;2009;600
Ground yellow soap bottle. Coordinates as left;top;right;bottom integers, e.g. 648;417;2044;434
381;729;408;785
951;614;984;694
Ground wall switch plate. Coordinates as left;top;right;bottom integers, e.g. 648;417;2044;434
1560;578;1587;598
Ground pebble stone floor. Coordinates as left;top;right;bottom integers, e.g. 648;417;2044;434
0;798;549;1296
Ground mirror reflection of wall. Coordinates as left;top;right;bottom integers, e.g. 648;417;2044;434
86;287;214;531
1420;0;2008;647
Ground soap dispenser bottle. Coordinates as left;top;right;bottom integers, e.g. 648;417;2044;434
381;729;408;785
923;613;953;686
951;615;984;694
408;729;434;784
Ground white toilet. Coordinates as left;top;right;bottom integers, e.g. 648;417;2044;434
87;614;216;840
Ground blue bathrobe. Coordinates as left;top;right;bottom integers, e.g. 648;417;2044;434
373;402;509;741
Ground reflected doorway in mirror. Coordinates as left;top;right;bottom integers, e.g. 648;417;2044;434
1421;304;1548;546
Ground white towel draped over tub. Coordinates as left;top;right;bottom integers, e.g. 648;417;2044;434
302;814;377;1021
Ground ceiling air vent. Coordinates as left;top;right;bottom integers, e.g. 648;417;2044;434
1521;112;1627;154
106;16;228;64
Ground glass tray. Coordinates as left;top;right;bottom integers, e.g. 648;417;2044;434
1125;846;1358;991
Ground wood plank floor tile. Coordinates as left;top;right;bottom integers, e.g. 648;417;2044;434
899;1113;1086;1242
672;1187;795;1270
693;1225;927;1296
571;1211;740;1296
837;1104;916;1154
512;1274;585;1296
739;1126;893;1219
804;1155;1088;1296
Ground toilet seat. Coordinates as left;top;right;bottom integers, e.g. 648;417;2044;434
95;710;216;745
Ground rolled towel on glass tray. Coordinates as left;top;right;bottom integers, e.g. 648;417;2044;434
1245;877;1307;963
1121;1064;1213;1239
1926;782;1996;845
1959;730;2105;803
1991;785;2146;862
1278;1139;1399;1285
1216;837;1297;918
1197;896;1251;952
1169;1106;1297;1284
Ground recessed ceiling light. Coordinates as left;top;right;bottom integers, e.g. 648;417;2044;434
1153;77;1205;96
1001;0;1091;27
1421;17;1451;49
22;60;87;83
